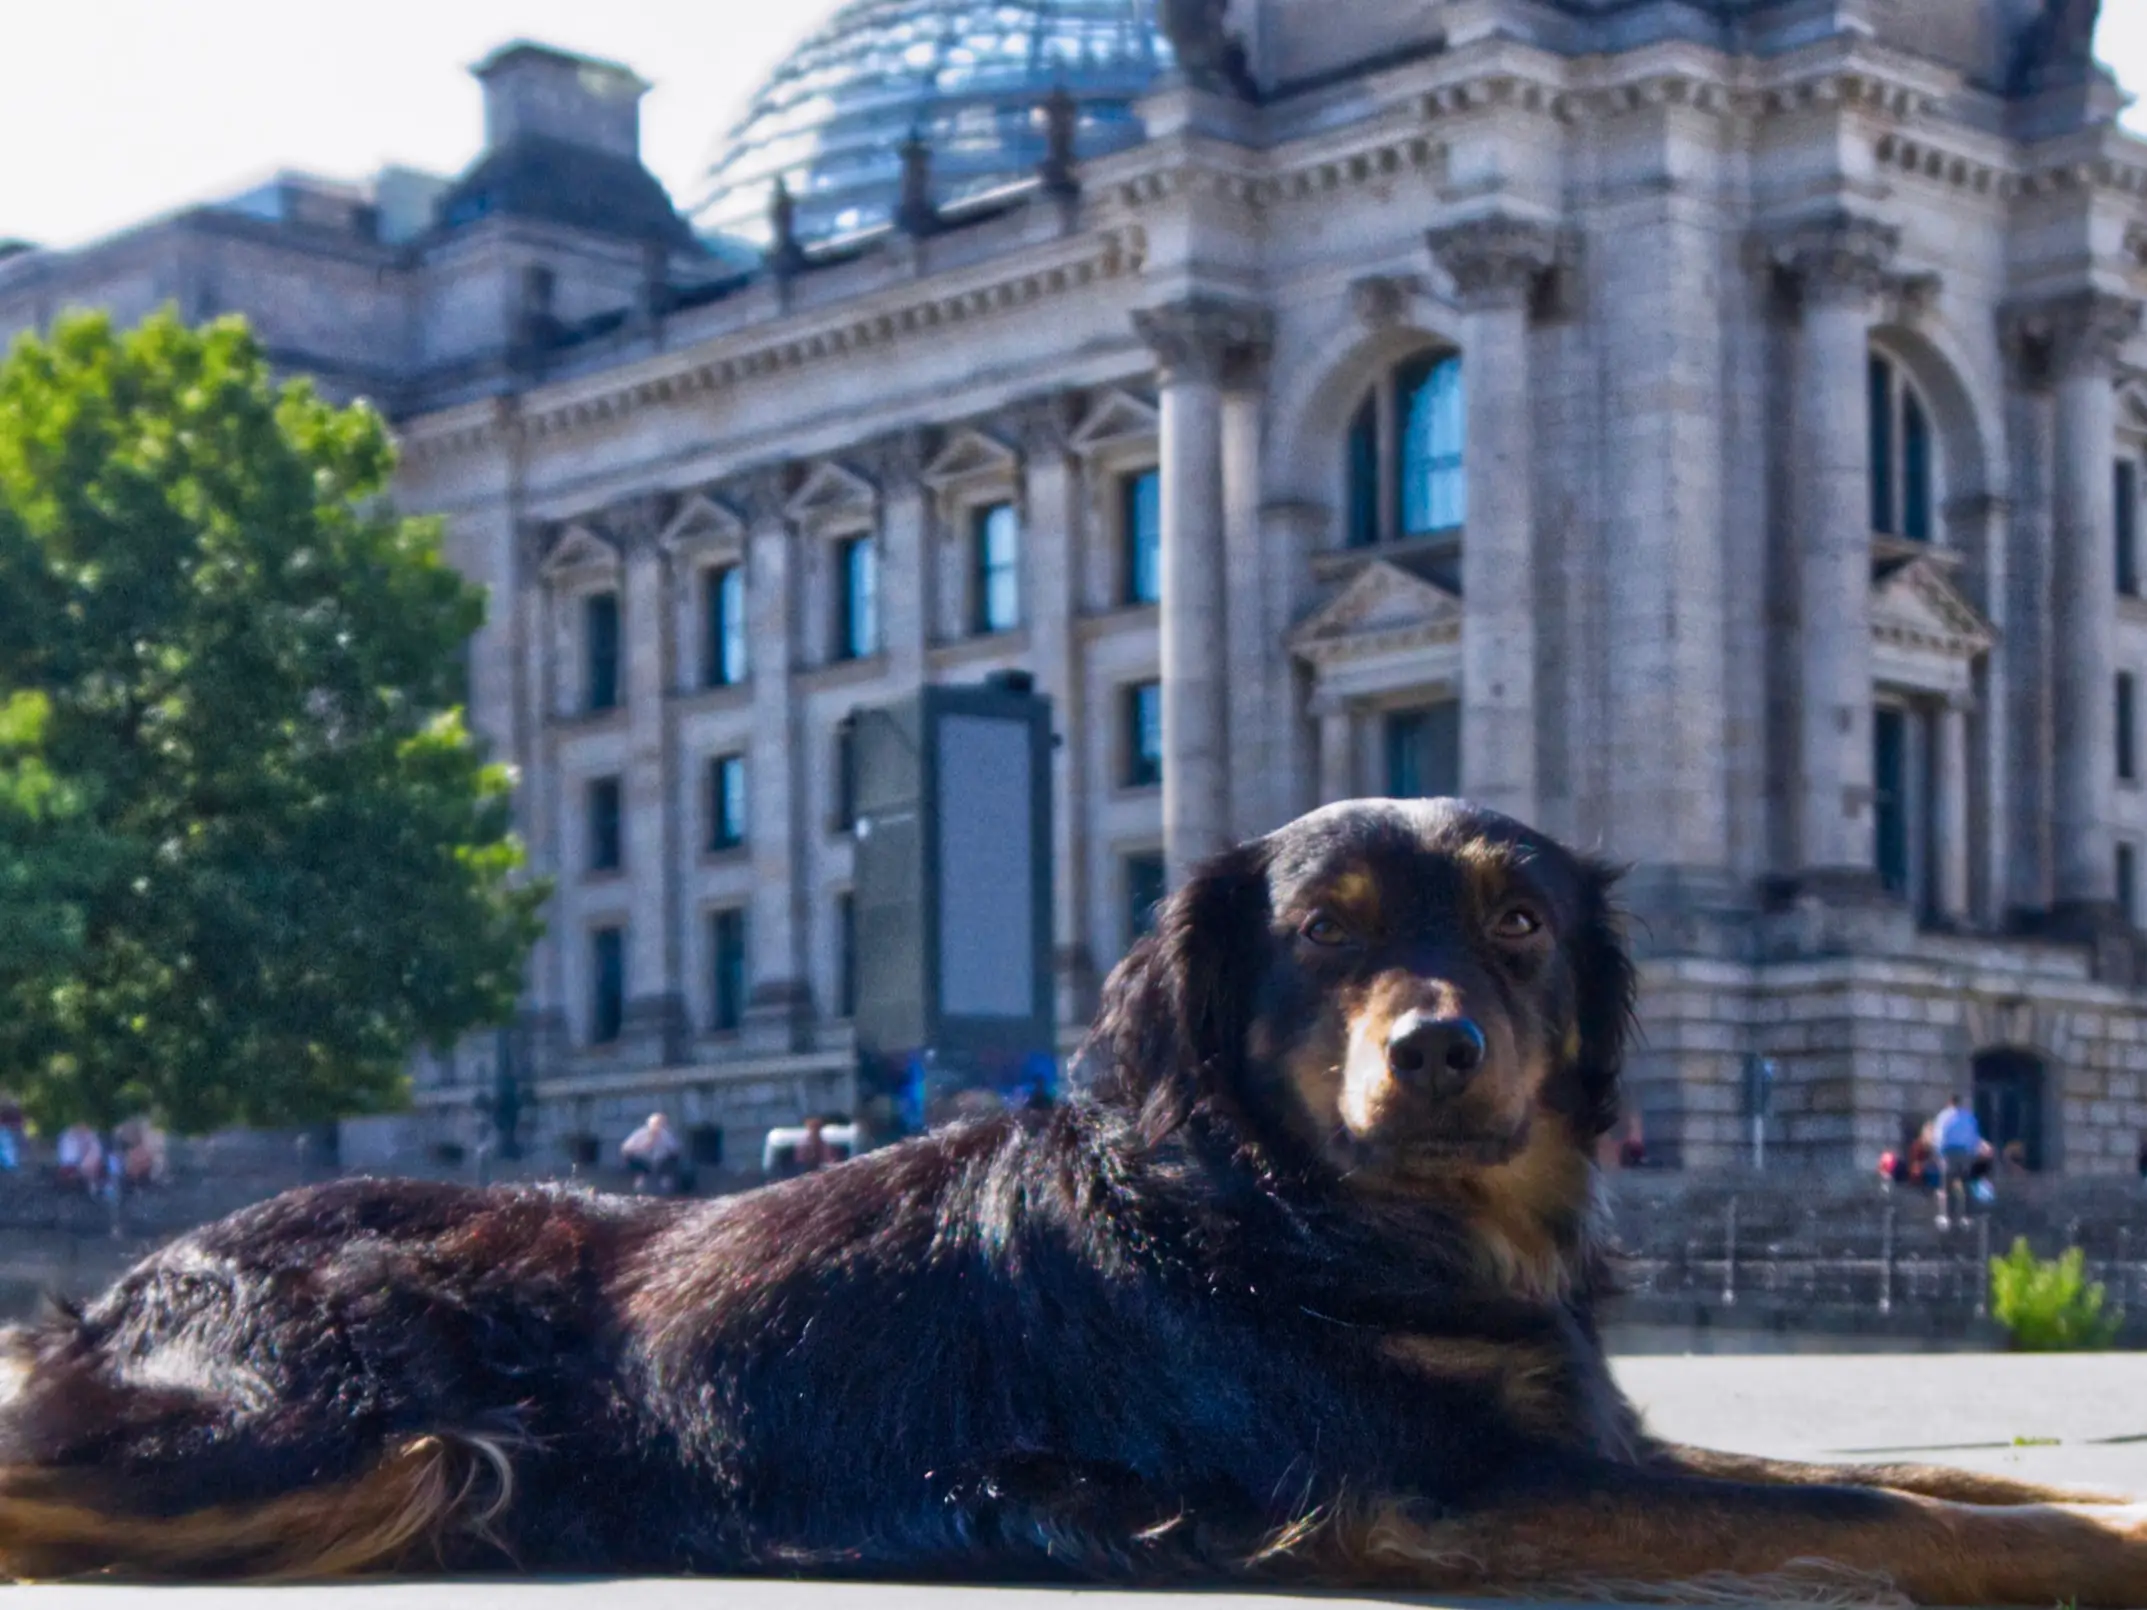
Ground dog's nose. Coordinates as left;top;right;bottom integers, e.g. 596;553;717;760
1385;1012;1487;1093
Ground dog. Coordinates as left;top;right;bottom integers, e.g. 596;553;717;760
0;797;2141;1599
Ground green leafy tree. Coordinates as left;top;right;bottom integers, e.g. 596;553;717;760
0;310;544;1133
1989;1238;2124;1352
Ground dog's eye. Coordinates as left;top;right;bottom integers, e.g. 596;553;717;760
1492;906;1543;940
1300;914;1350;947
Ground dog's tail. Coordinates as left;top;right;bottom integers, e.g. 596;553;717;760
0;1430;518;1583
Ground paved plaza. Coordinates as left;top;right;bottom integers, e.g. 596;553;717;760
12;1352;2144;1607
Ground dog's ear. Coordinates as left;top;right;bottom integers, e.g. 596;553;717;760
1570;857;1637;1140
1081;841;1272;1147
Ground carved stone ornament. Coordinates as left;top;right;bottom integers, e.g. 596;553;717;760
1157;0;1255;98
1762;213;1901;307
1424;218;1564;314
732;465;795;529
2009;0;2104;95
1350;274;1423;329
855;429;933;492
1132;298;1274;387
2000;290;2144;387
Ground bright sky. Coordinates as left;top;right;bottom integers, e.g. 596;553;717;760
1;1;2144;251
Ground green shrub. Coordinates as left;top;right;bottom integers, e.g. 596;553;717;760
1988;1238;2123;1352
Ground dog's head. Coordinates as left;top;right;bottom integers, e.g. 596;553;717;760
1085;799;1634;1203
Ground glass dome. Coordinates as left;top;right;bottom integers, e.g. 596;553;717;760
695;0;1173;251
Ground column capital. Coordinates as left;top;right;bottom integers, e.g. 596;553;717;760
1424;216;1567;314
854;428;932;493
731;464;794;529
1760;212;1901;307
1133;297;1273;388
1009;392;1079;458
2001;289;2144;387
603;492;671;557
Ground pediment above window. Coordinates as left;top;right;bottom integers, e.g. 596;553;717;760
785;461;877;523
657;492;747;560
1289;559;1463;665
1872;556;1996;660
1069;387;1159;453
922;427;1019;489
539;523;620;585
1871;556;1995;699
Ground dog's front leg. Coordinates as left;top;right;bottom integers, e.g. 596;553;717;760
1646;1439;2136;1508
1297;1469;2147;1607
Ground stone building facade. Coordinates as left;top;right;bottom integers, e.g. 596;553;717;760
6;3;2147;1174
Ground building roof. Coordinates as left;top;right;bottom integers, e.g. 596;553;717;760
694;0;1175;250
436;136;700;251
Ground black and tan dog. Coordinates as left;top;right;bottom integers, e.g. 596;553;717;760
0;798;2142;1600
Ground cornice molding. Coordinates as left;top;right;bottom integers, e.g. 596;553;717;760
398;226;1146;467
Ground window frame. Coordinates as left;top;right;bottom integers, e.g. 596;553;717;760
1122;679;1163;791
2120;455;2142;599
1124;850;1167;944
1869;352;1936;543
972;500;1022;634
707;753;748;852
1344;349;1466;550
590;925;626;1046
1121;466;1162;606
704;563;748;688
586;774;624;875
583;589;622;713
708;907;748;1034
2119;671;2138;784
834;533;879;662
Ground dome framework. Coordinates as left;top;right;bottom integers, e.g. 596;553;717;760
696;0;1173;250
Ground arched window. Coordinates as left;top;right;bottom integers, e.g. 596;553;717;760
1869;352;1934;542
1345;350;1466;548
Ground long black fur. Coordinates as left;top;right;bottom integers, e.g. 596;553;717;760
0;799;1650;1581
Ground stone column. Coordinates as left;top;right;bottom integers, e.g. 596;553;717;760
2046;291;2144;914
1316;700;1354;805
1222;375;1272;843
1015;396;1094;1026
739;469;812;1050
1935;695;1971;925
863;432;930;687
514;519;568;1078
1134;298;1273;886
1428;218;1559;825
1773;216;1899;887
616;499;687;1067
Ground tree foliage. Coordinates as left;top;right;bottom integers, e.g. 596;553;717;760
0;310;544;1133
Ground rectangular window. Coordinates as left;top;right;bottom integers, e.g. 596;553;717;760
2119;459;2140;597
587;776;623;873
2121;844;2139;927
709;909;747;1033
590;926;625;1045
837;891;857;1018
2121;672;2138;783
1874;707;1910;895
705;565;747;687
1869;356;1895;537
973;502;1022;633
708;754;747;851
1123;680;1163;789
1123;469;1161;604
1384;703;1462;800
837;536;878;661
1126;852;1167;941
585;590;620;712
